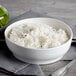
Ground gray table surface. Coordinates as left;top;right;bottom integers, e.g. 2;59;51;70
0;0;76;76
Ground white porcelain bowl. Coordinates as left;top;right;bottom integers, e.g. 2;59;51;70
4;18;73;64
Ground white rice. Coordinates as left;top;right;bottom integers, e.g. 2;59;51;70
8;22;69;49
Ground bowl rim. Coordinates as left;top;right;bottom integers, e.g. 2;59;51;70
4;17;73;51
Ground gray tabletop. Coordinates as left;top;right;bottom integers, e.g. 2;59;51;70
0;0;76;76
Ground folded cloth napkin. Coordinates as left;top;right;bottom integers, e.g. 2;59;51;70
0;10;46;76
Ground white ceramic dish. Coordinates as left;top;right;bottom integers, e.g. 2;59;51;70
4;18;73;64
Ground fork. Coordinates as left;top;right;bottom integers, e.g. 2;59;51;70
50;59;76;76
49;39;76;76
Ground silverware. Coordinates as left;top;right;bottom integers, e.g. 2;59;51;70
50;59;76;76
49;39;76;76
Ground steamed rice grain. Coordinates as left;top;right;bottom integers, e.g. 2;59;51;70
8;23;69;49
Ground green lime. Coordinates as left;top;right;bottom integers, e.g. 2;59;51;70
0;5;9;28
